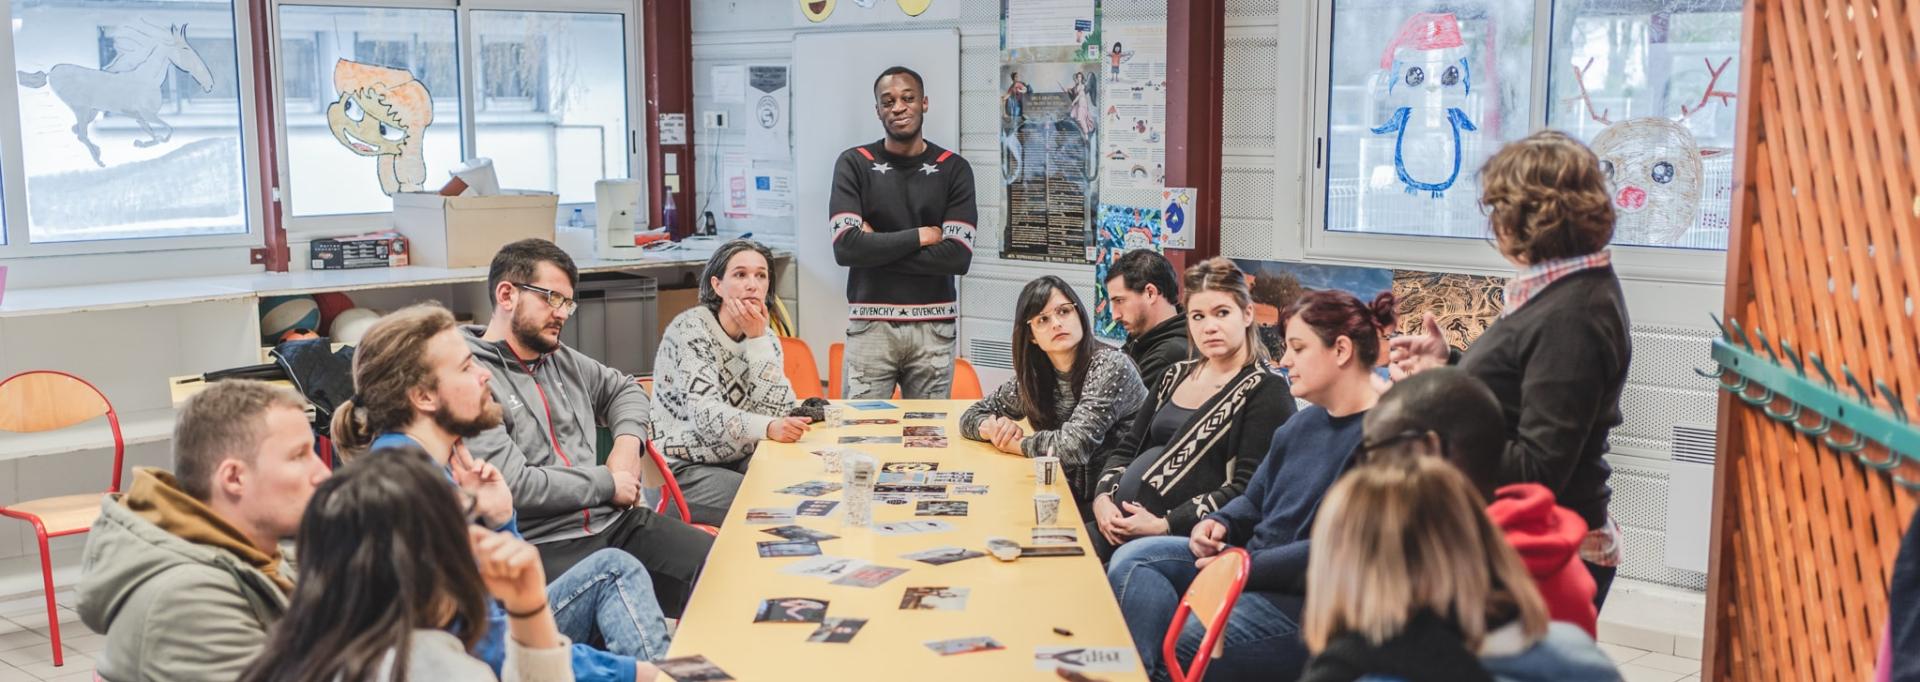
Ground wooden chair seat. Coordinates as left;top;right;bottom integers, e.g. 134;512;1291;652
6;494;105;535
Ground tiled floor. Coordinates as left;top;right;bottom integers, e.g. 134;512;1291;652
0;588;1702;681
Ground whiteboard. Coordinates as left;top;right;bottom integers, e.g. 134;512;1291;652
792;29;962;373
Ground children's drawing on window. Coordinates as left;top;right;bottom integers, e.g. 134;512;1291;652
1369;12;1478;199
16;21;215;167
328;59;434;195
1571;57;1735;246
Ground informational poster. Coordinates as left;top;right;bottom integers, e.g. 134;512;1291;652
1091;204;1163;342
723;152;752;218
1161;186;1195;249
747;65;791;160
1000;61;1099;264
659;113;687;145
1098;25;1166;192
1002;0;1100;59
750;168;795;217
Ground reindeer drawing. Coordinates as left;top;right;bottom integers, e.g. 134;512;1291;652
16;21;215;167
1570;57;1736;245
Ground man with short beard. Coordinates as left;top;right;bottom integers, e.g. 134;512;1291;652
461;239;713;618
330;303;680;682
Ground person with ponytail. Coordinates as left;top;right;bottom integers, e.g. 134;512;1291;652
1086;257;1295;561
1389;130;1632;607
239;449;582;682
1106;288;1398;682
333;303;676;682
1295;456;1618;682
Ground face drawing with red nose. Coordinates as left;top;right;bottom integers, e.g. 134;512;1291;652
1590;117;1707;246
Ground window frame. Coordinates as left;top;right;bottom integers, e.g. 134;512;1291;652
0;0;267;257
1294;0;1731;286
272;0;643;235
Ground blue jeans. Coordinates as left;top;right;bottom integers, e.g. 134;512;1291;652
550;549;674;662
1107;536;1309;682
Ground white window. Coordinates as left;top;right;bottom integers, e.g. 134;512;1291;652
471;10;629;205
1305;0;1743;280
277;5;462;218
7;0;253;245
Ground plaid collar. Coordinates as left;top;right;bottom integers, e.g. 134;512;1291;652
1501;250;1612;317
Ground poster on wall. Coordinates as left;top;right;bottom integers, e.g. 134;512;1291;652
1097;26;1165;192
1001;0;1100;60
1091;204;1163;342
747;65;792;160
1160;186;1194;249
999;61;1099;264
1230;258;1504;361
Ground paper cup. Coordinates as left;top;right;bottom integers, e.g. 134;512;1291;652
1034;456;1060;487
1033;493;1061;526
824;405;846;428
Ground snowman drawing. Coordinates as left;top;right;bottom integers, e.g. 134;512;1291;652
1369;12;1477;199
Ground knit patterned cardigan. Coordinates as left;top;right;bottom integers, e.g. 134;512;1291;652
648;306;797;465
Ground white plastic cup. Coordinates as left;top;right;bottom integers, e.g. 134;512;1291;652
824;405;846;429
1034;456;1060;487
1033;493;1061;526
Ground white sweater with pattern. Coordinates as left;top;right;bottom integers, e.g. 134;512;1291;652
649;306;798;465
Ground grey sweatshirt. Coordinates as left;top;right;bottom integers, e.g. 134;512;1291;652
462;325;650;544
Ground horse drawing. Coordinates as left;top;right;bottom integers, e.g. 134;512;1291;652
16;22;215;167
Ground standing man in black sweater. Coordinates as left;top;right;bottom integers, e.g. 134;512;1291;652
829;65;977;399
1105;249;1191;394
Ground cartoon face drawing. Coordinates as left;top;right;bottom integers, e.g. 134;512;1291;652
1572;57;1735;245
328;60;433;196
1370;12;1477;199
801;0;836;23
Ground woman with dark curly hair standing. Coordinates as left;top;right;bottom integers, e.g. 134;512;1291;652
1390;129;1632;609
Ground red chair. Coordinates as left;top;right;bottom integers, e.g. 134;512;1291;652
1163;547;1251;682
780;336;824;400
646;440;718;536
0;371;127;669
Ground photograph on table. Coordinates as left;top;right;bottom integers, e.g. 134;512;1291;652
1034;647;1137;673
926;636;1007;656
875;520;953;535
774;480;844;497
1031;527;1078;545
900;586;971;611
807;617;869;643
830;564;911;588
904;425;946;437
903;411;948;420
780;556;869;580
901;546;988;565
840;435;904;445
757;540;823;558
656;655;736;682
745;507;797;524
754;597;829;623
1018;545;1086;557
916;500;969;517
875;484;948;497
883;461;940;472
955;484;990;495
927;471;973;484
845;418;900;425
796;500;840;517
762;525;840;542
846;400;898;410
905;436;951;448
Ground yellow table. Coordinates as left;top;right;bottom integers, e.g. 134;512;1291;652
664;400;1148;681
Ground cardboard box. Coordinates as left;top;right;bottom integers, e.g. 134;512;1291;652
392;191;559;268
309;232;410;270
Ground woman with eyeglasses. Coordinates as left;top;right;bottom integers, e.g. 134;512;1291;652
1105;288;1394;682
240;450;601;682
650;239;807;525
1295;456;1618;682
1085;257;1296;561
961;275;1147;517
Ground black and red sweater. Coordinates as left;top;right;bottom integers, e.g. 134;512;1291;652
828;139;976;322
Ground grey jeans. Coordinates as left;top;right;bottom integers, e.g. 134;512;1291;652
665;457;746;527
844;319;956;400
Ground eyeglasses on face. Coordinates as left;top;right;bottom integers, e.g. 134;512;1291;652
1027;302;1078;330
512;282;579;315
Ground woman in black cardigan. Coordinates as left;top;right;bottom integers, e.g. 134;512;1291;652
1087;257;1297;561
1390;130;1632;607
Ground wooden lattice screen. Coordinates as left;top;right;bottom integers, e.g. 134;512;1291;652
1706;0;1920;679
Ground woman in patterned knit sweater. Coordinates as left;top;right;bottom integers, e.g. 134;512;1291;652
961;275;1147;517
650;240;810;524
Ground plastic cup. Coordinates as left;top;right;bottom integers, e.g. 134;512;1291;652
1033;493;1061;526
824;405;846;428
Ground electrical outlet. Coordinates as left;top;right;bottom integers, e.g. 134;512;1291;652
703;111;728;129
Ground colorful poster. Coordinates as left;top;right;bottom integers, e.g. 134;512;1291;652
1231;258;1505;360
1000;61;1100;264
1160;187;1194;250
1092;204;1163;342
747;65;791;161
1098;26;1166;192
1001;0;1100;60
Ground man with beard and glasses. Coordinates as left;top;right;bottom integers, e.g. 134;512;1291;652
329;303;678;682
460;239;713;618
829;65;977;400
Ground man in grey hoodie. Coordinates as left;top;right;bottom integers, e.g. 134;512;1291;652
77;380;331;681
463;238;713;617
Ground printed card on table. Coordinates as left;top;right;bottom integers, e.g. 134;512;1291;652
915;500;968;517
899;586;970;610
780;556;869;580
806;617;868;643
829;564;910;588
756;540;822;558
846;401;897;410
901;546;986;565
1034;646;1137;673
925;636;1005;656
762;525;839;542
655;655;735;681
753;597;827;623
795;500;840;517
743;507;795;525
875;520;952;535
902;411;947;420
883;461;939;473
